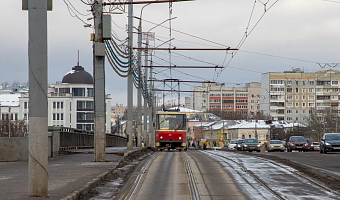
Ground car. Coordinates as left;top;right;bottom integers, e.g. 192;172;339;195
267;140;285;152
312;142;320;151
305;138;313;151
320;133;340;154
228;140;238;150
241;138;261;152
287;136;309;152
236;139;244;151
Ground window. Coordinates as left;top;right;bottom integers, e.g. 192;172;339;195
70;102;72;111
242;135;245;139
295;95;299;100
296;110;298;113
24;113;27;120
15;113;18;120
287;102;293;107
287;117;292;121
59;88;70;94
302;88;306;93
72;88;85;97
61;102;64;109
308;103;315;107
295;88;299;93
332;81;338;85
309;81;314;85
57;102;60;109
53;102;56;109
24;102;28;109
249;135;252;138
287;95;292;100
295;102;299;107
209;99;221;103
302;95;306;100
287;88;292;93
309;95;314;100
53;113;56;120
87;88;94;97
296;117;298;121
302;102;306;107
57;113;60;120
287;110;292;114
61;113;64;120
308;88;314;93
235;105;248;109
287;80;292;85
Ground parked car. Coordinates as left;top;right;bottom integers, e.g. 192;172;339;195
236;139;244;151
305;138;313;151
267;140;285;152
228;140;238;150
241;138;261;152
312;142;320;151
320;133;340;154
287;136;308;152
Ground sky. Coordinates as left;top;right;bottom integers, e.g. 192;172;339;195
1;0;340;106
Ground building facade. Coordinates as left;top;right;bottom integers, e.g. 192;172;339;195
261;68;340;124
191;82;261;118
17;65;111;133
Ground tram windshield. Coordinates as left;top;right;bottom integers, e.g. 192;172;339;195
156;114;186;130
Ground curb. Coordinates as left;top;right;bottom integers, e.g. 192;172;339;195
60;147;148;200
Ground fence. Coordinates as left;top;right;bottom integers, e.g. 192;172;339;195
0;127;127;161
58;127;127;150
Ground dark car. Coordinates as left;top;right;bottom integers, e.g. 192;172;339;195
305;138;313;151
241;138;261;152
287;136;308;152
320;133;340;154
236;139;244;151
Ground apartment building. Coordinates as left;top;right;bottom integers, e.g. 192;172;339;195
261;68;340;124
191;82;261;118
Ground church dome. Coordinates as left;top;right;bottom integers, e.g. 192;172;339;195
62;65;93;84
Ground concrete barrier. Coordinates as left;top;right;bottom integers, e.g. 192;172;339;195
0;137;28;161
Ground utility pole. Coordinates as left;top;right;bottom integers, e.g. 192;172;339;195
255;120;258;140
127;0;134;149
149;60;154;147
136;14;142;147
26;0;49;196
93;0;106;161
143;40;149;146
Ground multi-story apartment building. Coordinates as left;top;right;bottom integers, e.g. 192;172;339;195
261;68;340;124
191;82;261;118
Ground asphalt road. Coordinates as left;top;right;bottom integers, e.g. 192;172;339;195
135;151;190;200
258;151;340;178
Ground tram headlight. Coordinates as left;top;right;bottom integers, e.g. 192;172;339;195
179;137;182;140
160;136;163;140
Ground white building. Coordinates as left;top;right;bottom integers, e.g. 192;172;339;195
11;65;111;133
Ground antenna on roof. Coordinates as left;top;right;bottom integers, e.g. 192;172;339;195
77;50;80;66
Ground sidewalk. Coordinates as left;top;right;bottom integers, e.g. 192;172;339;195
0;147;142;200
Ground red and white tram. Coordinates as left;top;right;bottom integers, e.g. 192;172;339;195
155;112;187;151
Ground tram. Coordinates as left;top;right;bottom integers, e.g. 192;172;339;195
155;111;187;151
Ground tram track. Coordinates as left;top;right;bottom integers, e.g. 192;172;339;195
205;151;285;200
182;152;201;200
204;150;340;200
123;152;160;200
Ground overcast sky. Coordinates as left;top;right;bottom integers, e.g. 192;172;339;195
1;0;340;106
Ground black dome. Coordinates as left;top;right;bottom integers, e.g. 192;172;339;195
62;66;93;84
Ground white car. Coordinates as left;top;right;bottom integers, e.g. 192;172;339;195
228;140;238;150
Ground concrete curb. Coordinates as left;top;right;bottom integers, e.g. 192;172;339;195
60;147;148;200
